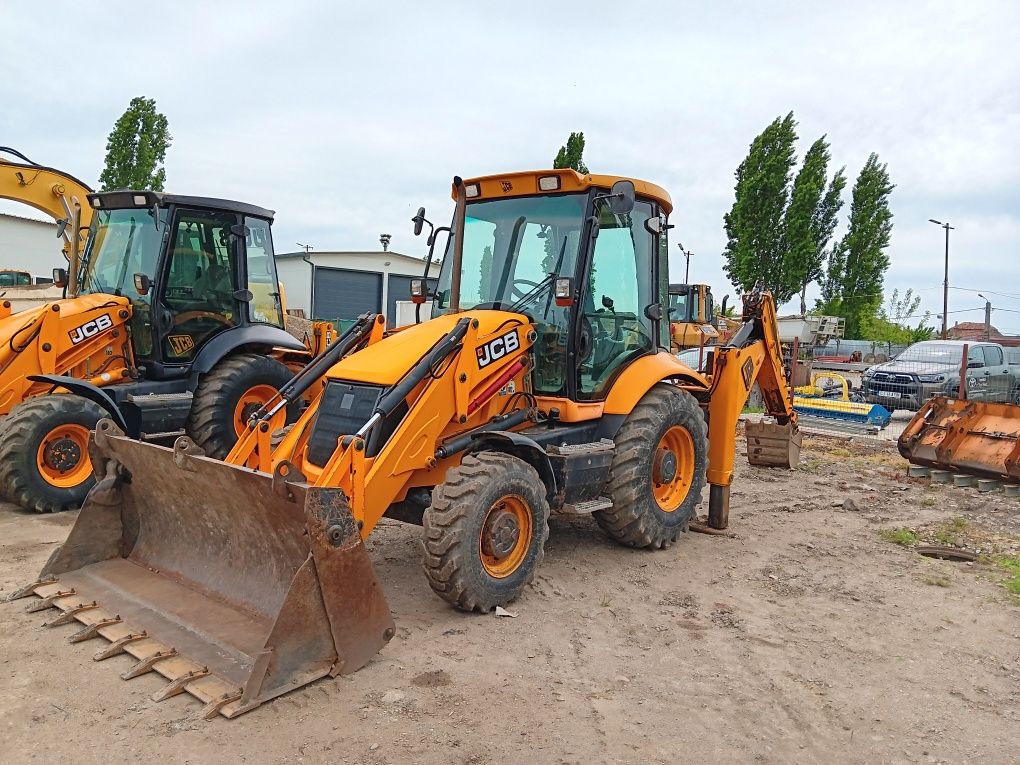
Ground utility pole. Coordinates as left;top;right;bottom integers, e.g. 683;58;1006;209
296;242;313;253
676;242;693;284
978;293;992;341
928;219;954;339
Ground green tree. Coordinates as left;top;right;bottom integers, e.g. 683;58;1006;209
99;96;172;191
722;112;798;301
553;132;589;174
859;289;933;344
784;136;847;312
820;153;895;338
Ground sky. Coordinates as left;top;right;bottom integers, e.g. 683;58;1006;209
2;1;1018;330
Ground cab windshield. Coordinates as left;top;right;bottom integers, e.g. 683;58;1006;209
79;208;165;297
668;289;690;323
432;193;588;316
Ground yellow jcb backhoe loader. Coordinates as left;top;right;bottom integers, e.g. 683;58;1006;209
0;182;328;511
10;168;800;719
668;282;740;350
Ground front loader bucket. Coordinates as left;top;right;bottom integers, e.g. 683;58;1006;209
898;397;1020;482
8;420;394;719
745;420;802;468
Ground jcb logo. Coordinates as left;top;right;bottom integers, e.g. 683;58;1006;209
500;181;513;193
168;335;196;356
68;314;113;345
476;329;520;369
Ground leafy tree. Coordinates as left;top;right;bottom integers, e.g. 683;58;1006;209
553;132;589;174
820;153;895;338
722;112;798;301
785;137;847;312
99;97;172;191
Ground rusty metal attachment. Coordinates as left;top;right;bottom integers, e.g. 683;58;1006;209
12;424;394;719
745;420;802;468
899;397;1020;484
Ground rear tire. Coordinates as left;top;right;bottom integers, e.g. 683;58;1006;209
0;395;106;512
422;452;550;612
595;384;707;548
187;353;297;459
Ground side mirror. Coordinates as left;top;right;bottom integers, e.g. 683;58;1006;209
412;207;427;237
133;272;151;296
601;295;615;312
410;278;427;305
554;277;574;307
52;268;68;288
55;219;69;239
609;179;636;215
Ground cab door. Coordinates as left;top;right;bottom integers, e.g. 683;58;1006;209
157;208;241;363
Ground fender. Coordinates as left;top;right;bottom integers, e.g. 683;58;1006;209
190;325;306;377
603;351;710;415
26;374;133;436
468;430;558;501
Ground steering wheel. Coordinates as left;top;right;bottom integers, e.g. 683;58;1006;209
510;278;542;301
173;310;233;328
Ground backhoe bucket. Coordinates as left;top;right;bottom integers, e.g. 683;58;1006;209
8;420;394;719
745;420;802;468
898;397;1020;482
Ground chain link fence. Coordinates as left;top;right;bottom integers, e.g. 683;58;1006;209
782;339;1019;441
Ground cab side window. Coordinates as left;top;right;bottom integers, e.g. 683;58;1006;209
983;346;1003;366
245;217;284;327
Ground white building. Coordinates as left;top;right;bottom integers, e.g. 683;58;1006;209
0;211;64;278
276;250;439;326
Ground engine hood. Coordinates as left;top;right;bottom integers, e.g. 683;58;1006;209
326;310;530;387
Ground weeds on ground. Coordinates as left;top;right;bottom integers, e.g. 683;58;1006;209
827;447;852;458
921;573;951;587
997;555;1020;597
879;528;918;546
799;458;822;472
920;496;937;508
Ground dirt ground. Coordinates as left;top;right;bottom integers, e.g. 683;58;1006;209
1;435;1018;764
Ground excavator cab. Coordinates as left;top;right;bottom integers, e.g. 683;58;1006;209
12;169;801;719
79;192;287;369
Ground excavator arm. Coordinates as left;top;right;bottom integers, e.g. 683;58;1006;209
0;148;93;293
704;290;801;528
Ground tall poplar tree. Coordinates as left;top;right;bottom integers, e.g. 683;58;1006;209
99;97;172;191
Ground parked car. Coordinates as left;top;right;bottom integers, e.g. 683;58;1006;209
860;340;1016;410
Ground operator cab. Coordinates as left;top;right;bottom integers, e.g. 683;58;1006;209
424;169;673;403
76;191;288;377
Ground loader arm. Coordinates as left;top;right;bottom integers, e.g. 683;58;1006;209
704;290;800;527
0;148;93;290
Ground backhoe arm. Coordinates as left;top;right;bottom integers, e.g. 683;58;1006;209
704;291;800;528
0;148;93;293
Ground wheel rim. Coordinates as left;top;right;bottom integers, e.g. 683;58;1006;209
232;384;278;437
36;424;92;489
479;495;532;579
652;425;696;512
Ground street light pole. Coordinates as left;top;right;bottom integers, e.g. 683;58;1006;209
676;242;693;283
929;219;954;339
978;293;992;342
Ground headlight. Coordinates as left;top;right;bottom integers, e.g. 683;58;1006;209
917;374;946;383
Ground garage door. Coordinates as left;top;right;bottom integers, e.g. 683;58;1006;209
387;274;437;325
312;268;382;323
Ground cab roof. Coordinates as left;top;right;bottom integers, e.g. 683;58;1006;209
456;169;673;214
89;191;274;220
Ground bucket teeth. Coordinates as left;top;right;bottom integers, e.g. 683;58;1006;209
25;589;75;613
6;576;57;602
151;668;210;703
202;689;243;721
43;601;98;627
121;648;178;680
93;631;148;661
68;616;123;644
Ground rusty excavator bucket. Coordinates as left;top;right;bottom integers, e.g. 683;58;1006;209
8;420;394;719
898;396;1020;483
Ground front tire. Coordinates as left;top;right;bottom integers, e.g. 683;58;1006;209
595;384;707;548
422;452;550;612
0;395;106;512
187;353;298;459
